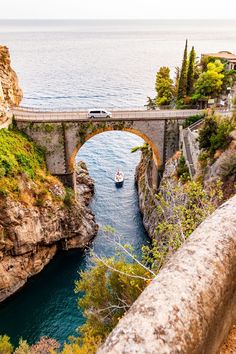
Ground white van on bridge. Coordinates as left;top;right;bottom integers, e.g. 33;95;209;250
87;109;112;119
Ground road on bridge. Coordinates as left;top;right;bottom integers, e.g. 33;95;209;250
12;107;203;123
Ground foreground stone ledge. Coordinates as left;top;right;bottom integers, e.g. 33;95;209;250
97;195;236;354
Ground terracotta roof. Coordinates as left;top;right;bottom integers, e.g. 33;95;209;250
202;51;236;60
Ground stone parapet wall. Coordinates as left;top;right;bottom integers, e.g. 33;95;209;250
98;195;236;354
180;121;202;178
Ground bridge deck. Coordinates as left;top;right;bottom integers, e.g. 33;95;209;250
12;108;203;123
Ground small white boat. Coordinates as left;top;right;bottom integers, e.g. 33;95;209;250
115;170;124;187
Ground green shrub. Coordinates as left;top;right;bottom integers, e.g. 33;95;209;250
209;120;233;153
75;257;151;347
74;180;222;352
63;187;75;207
176;155;190;181
0;335;14;354
198;115;235;155
183;114;204;128
0;128;64;205
198;116;218;150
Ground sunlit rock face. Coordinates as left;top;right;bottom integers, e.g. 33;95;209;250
0;165;98;302
0;45;23;108
0;45;23;126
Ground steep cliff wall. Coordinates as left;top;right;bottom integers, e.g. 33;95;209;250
0;45;23;128
0;131;98;302
135;148;179;239
0;45;23;108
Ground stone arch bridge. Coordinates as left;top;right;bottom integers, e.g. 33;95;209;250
13;108;202;189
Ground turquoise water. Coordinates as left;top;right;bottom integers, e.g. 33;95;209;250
0;131;148;345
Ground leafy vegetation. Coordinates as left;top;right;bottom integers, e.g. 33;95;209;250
148;40;236;109
131;143;149;153
186;46;196;96
0;128;44;179
70;178;223;352
145;96;156;110
176;155;190;181
0;127;65;206
0;335;13;354
194;60;225;98
177;39;188;100
183;113;205;128
198;114;235;155
155;67;174;106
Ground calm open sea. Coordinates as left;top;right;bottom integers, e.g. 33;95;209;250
0;20;235;345
0;19;235;109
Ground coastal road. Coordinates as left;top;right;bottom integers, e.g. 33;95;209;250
12;107;204;123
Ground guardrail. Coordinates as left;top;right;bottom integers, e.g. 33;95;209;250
14;105;147;112
12;109;204;122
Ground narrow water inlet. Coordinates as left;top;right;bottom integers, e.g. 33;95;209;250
0;131;149;345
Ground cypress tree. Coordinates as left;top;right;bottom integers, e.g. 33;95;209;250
186;46;196;96
177;39;188;100
174;66;180;94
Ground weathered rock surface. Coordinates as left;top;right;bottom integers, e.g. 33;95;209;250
0;166;98;302
76;161;95;206
0;45;23;108
135;149;179;239
98;194;236;354
0;45;22;127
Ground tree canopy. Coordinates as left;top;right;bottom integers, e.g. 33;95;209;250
194;59;225;98
155;66;174;106
177;39;188;100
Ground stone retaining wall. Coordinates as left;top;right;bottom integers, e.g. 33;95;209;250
98;195;236;354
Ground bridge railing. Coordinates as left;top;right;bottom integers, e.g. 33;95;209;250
12;108;205;121
14;105;147;113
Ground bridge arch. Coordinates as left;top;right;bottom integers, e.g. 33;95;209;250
67;126;162;172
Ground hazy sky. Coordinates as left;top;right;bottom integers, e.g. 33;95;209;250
1;0;236;19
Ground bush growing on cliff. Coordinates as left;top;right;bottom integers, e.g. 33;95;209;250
131;143;149;153
72;180;223;353
176;155;190;181
0;128;65;206
0;129;44;178
0;178;224;354
0;335;14;354
198;115;235;155
14;339;31;354
183;113;204;128
75;256;152;348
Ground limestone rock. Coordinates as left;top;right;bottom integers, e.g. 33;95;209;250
76;160;95;205
135;150;179;239
0;166;98;302
0;45;23;108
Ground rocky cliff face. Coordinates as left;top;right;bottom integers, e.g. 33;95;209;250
0;45;23;126
0;45;23;108
0;164;98;302
135;149;180;239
